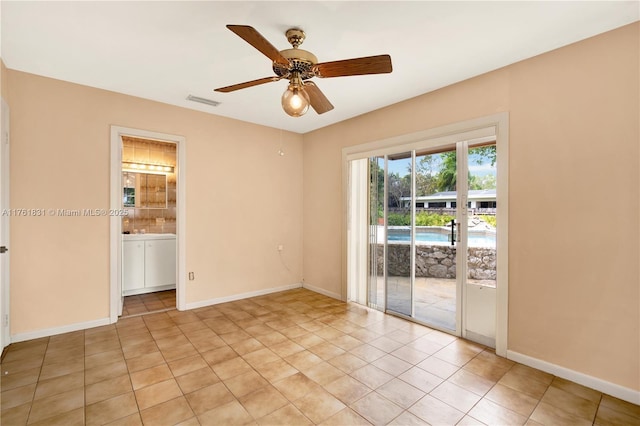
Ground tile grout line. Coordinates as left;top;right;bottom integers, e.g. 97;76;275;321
26;336;49;425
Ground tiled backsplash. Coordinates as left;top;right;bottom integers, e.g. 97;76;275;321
122;208;177;234
122;136;177;234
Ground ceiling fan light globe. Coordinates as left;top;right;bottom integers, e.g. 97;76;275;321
282;86;310;117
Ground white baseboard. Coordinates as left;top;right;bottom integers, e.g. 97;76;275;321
302;282;342;300
11;317;111;343
185;282;303;310
507;350;640;405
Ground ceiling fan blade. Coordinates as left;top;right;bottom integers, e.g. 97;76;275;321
314;54;392;78
227;25;289;67
304;81;334;114
215;76;281;93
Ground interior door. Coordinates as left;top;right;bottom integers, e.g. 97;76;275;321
0;99;10;349
118;138;124;316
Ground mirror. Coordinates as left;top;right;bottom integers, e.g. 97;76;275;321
123;172;167;208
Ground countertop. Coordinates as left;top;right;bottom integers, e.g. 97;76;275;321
122;233;176;241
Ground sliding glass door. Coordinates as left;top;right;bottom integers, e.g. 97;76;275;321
351;136;498;346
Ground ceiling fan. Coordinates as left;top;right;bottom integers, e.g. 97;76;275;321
214;25;393;117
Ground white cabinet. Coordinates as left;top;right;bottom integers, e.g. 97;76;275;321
122;234;176;296
123;241;145;292
145;239;176;288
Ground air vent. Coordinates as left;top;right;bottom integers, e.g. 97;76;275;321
186;95;221;107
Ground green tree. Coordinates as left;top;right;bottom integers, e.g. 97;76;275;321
476;174;496;189
435;151;457;192
369;159;385;216
387;172;411;208
469;174;481;190
470;145;497;166
415;155;439;196
436;146;497;192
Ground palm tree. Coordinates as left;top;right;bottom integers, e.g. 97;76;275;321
436;151;457;192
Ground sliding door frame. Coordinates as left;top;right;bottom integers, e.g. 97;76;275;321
342;112;509;356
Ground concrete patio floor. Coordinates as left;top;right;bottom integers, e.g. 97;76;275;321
371;276;495;331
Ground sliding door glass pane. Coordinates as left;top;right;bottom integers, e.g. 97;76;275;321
368;157;385;310
467;144;497;286
385;152;412;316
413;148;457;330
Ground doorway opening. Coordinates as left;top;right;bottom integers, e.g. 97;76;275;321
344;114;508;354
110;126;186;323
120;136;177;318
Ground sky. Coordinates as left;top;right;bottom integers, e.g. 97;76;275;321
386;152;496;178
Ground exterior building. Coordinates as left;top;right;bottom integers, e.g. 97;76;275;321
401;189;496;213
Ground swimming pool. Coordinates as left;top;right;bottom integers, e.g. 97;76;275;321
386;227;496;247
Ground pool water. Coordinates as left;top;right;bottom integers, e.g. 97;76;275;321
387;230;495;247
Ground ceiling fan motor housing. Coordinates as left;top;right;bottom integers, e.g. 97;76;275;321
272;28;318;80
273;48;318;80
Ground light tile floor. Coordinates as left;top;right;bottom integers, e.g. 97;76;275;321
1;288;638;425
122;290;176;317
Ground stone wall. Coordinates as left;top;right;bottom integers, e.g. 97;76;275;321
376;244;496;280
467;247;497;280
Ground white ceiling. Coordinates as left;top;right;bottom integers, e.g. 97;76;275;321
1;1;638;134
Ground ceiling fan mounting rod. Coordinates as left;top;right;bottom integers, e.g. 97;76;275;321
286;28;306;48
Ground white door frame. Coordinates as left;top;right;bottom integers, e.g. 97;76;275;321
456;140;470;338
109;126;186;323
342;112;509;356
0;98;10;350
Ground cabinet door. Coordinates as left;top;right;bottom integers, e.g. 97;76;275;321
144;239;176;288
123;241;145;291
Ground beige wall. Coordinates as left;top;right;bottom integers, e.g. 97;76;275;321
303;23;639;391
7;71;303;334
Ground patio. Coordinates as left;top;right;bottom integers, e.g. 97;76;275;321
371;276;495;331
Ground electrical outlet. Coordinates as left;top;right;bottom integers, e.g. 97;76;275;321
277;245;284;252
188;272;195;281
